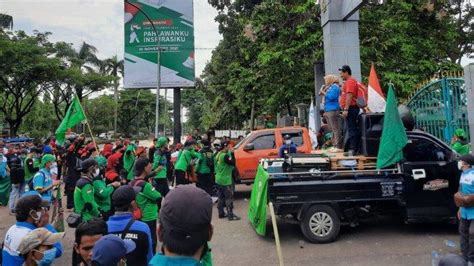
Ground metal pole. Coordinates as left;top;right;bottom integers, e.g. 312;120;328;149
125;1;161;138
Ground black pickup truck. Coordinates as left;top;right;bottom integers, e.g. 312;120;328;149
267;113;460;243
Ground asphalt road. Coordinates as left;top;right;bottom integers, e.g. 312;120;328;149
0;185;460;266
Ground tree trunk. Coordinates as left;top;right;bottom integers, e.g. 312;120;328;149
249;98;255;130
286;101;293;116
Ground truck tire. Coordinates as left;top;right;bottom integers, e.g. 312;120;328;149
300;205;340;243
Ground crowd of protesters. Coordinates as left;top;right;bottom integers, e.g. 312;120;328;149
0;131;240;265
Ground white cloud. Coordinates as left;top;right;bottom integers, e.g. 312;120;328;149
0;0;221;76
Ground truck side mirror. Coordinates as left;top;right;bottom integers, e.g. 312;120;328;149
244;143;255;151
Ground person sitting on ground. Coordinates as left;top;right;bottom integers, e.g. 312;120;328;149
452;128;470;155
130;157;161;253
74;158;101;222
17;227;65;266
2;194;64;266
73;218;108;266
91;234;136;266
31;154;60;204
107;185;154;265
278;135;298;158
149;185;213;265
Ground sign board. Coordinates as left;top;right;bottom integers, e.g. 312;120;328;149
124;0;195;88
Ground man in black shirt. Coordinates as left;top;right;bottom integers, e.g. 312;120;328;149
8;152;25;214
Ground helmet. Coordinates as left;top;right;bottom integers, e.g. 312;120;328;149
157;137;168;148
80;158;98;173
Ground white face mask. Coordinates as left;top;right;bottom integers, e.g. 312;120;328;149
458;161;465;171
94;168;100;177
30;210;42;222
285;140;292;145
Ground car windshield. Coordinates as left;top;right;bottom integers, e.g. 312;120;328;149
234;133;251;149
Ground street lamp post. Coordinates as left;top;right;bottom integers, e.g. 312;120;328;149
126;0;161;138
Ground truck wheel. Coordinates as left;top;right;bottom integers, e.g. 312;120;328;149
300;205;340;243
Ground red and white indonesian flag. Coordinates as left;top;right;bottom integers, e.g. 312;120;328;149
368;64;386;113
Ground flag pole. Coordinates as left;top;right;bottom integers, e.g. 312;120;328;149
74;94;100;153
269;202;284;266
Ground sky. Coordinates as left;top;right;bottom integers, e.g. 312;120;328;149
0;0;221;77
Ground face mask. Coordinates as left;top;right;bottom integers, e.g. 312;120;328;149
34;247;57;266
458;161;465;171
285;140;292;145
94;168;100;177
51;162;58;168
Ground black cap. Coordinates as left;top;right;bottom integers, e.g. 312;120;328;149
15;194;50;218
159;185;212;249
338;65;352;74
80;158;98;172
459;154;474;166
284;134;291;140
134;158;150;176
184;139;196;147
112;185;137;208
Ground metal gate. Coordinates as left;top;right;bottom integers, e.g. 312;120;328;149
406;75;467;144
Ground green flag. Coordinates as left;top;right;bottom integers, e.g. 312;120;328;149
248;164;269;236
55;96;86;145
376;84;408;169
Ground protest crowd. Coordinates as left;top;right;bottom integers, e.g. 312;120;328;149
0;129;238;266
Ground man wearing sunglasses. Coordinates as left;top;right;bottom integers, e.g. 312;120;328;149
2;194;64;266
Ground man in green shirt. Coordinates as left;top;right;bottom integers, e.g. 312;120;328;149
74;158;101;222
452;128;470;155
152;137;170;202
174;140;199;185
93;156;120;221
196;139;214;196
130;157;161;253
123;144;136;183
214;142;240;221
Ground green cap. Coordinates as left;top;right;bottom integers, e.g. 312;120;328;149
41;154;55;168
157;137;168;148
95;155;107;169
455;128;466;138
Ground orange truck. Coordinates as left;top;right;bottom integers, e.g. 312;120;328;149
232;127;313;183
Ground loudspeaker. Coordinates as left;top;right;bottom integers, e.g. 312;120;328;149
359;113;384;157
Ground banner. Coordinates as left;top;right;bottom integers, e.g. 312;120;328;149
248;164;269;236
124;0;195;88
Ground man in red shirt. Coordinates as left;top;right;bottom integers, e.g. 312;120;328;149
339;65;361;154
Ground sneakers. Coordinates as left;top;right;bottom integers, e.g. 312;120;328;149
218;213;228;219
228;214;241;221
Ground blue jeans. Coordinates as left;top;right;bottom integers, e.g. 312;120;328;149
9;183;25;211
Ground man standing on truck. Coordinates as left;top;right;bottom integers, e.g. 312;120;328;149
454;154;474;264
340;65;361;154
278;135;297;158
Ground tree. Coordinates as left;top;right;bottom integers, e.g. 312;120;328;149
83;95;117;135
0;14;13;30
101;55;124;134
0;31;63;136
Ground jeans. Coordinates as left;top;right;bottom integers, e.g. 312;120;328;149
459;218;474;262
217;185;234;216
344;106;361;153
9;183;25;211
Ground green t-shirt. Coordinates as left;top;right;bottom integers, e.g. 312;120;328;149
74;178;100;221
175;148;198;172
452;141;470;155
196;150;214;174
135;180;161;222
92;178;114;212
215;151;233;186
152;150;167;179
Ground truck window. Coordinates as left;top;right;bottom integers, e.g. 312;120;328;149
252;134;276;150
281;131;303;146
404;137;447;162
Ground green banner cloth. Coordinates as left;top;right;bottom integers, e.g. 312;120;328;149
0;176;11;206
376;84;408;169
55;96;86;145
248;164;269;236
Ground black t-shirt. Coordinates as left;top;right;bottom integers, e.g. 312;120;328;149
8;156;25;184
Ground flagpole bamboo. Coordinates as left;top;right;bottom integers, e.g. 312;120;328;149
269;202;284;266
74;94;100;153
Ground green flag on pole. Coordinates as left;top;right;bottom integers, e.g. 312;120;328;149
55;95;86;145
248;164;269;236
376;84;408;169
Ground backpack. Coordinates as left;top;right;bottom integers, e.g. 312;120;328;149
129;180;146;220
356;82;368;108
27;171;45;191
